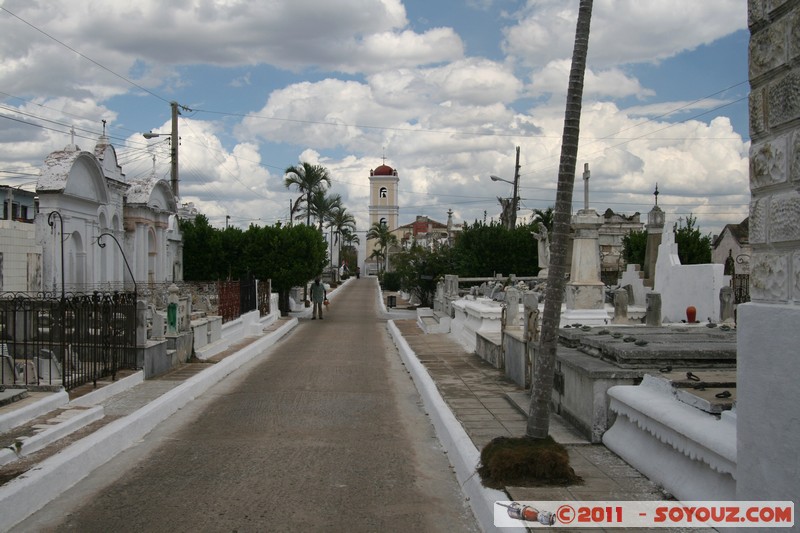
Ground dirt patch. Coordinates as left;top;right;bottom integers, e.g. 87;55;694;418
478;435;583;490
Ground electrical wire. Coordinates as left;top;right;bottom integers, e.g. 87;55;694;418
0;6;171;105
0;3;751;226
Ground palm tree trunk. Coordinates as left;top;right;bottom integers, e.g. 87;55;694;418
527;0;594;439
304;191;312;302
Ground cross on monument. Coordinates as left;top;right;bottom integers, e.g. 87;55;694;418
583;163;590;210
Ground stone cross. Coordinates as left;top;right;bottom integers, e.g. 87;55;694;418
583;162;590;210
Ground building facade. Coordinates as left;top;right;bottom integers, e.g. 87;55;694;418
598;209;643;285
0;134;182;295
711;217;750;274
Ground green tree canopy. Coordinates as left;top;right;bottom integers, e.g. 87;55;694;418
452;220;539;277
180;217;326;287
180;214;222;280
392;244;455;307
674;214;712;265
247;224;328;291
622;229;647;266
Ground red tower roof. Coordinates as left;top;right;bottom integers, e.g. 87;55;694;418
373;164;394;176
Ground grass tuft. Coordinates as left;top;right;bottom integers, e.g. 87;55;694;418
477;435;583;489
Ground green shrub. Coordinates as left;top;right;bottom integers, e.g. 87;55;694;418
381;271;402;291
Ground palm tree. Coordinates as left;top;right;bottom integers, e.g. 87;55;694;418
285;162;331;300
341;226;359;249
368;248;386;272
284;162;331;227
366;221;398;274
315;192;343;232
341;228;360;272
329;206;356;271
531;207;554;233
527;0;594;440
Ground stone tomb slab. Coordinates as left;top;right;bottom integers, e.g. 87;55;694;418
559;326;737;368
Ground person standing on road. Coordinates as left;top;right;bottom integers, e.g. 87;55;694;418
310;277;326;319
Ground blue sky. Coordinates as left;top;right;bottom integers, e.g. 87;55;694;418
0;0;750;237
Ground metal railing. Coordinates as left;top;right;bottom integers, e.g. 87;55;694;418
733;274;750;305
0;291;137;391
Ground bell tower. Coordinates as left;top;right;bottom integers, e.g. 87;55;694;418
365;159;399;272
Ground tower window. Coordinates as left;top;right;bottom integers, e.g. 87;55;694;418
379;187;388;199
380;218;387;227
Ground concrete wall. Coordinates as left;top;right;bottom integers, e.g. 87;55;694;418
551;348;644;443
502;330;527;387
737;0;800;504
654;227;728;323
475;331;503;369
0;221;41;292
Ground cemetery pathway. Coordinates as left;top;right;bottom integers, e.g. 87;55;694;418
13;279;478;532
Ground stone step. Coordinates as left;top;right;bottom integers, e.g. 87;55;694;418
0;389;28;408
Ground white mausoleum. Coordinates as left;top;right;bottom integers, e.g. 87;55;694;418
26;134;182;293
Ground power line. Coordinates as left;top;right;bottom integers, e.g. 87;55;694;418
0;90;148;142
0;4;751;221
0;6;171;105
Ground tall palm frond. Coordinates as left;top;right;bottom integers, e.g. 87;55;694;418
284;162;331;227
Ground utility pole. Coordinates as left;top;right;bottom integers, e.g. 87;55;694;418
170;101;180;199
144;101;185;200
511;145;521;229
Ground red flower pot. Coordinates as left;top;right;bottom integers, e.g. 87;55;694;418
686;306;697;323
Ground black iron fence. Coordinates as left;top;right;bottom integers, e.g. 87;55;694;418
733;274;750;304
0;279;271;391
0;291;137;391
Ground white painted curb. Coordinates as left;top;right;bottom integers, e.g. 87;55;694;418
387;320;526;533
0;390;69;434
0;405;104;467
69;371;145;408
0;317;298;532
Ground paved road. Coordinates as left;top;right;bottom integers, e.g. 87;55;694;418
14;279;478;532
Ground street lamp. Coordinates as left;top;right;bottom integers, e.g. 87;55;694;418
143;131;178;198
490;174;519;229
489;146;521;230
97;232;137;296
47;210;65;300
